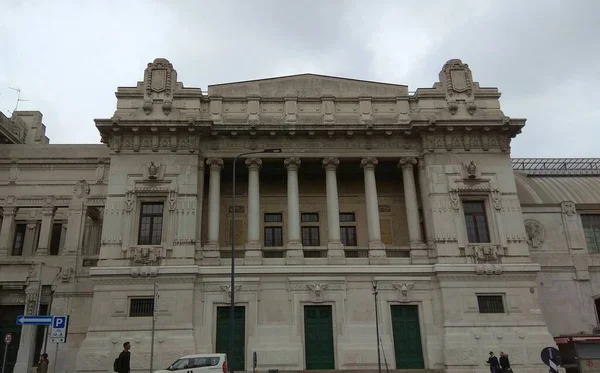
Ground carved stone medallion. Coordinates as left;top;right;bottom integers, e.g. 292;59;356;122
73;180;90;199
524;219;545;249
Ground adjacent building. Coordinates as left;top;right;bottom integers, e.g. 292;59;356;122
0;58;598;373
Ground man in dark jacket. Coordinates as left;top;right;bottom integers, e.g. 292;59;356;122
499;351;511;372
117;341;131;373
486;351;500;373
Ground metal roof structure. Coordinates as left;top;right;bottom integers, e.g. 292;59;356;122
511;158;600;176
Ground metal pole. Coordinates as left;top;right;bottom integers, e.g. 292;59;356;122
150;282;158;373
229;149;280;373
43;289;54;354
373;281;382;373
2;343;8;373
229;154;239;373
51;343;59;373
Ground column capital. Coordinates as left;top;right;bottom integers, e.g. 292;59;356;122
41;206;57;217
206;158;224;169
398;157;417;170
284;157;301;170
245;157;262;170
322;157;340;170
360;157;378;170
2;206;17;217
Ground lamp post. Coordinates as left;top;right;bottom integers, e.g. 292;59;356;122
372;280;382;373
230;148;281;373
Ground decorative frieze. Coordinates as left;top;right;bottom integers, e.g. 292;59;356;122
422;132;510;152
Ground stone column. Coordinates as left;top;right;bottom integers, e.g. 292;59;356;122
284;157;303;263
245;158;262;261
361;158;386;258
204;158;223;260
323;157;344;261
417;158;434;248
399;157;427;261
14;286;40;372
64;200;86;256
23;223;38;256
36;206;57;256
0;206;17;256
195;162;205;260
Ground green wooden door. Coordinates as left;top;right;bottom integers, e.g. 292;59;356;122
304;306;335;370
215;306;245;372
391;305;424;369
0;305;24;373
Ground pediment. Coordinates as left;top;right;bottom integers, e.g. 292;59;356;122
207;73;408;99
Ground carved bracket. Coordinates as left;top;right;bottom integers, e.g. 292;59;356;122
561;201;576;216
475;264;503;275
168;189;177;211
60;268;73;283
125;189;135;212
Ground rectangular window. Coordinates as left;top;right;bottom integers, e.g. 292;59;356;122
12;223;26;256
339;212;356;223
301;213;319;223
138;202;164;245
582;214;600;253
302;226;320;246
477;295;505;314
264;213;282;223
264;227;283;247
49;223;63;256
129;298;154;317
463;201;490;243
341;226;357;246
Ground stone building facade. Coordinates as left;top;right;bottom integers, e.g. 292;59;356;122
0;58;598;373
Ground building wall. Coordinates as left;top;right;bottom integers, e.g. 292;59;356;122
0;57;584;373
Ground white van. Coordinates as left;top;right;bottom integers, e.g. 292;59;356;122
154;353;227;373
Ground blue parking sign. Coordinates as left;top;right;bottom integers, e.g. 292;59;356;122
52;316;66;329
50;315;69;343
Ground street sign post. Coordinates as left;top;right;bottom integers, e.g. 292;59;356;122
16;315;53;325
2;333;13;373
50;315;69;343
541;347;560;373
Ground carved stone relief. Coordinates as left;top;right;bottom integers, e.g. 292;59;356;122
307;283;328;303
471;245;501;264
130;246;163;265
524;219;545;249
393;282;414;303
73;180;90;199
561;201;576;216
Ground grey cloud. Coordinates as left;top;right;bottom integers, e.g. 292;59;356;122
0;0;598;157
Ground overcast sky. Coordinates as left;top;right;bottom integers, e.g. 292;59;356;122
0;0;598;157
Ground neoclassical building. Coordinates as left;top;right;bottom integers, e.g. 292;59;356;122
0;58;598;373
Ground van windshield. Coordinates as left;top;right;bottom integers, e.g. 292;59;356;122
169;359;189;370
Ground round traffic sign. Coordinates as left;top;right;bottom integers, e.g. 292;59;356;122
3;332;12;345
588;360;594;368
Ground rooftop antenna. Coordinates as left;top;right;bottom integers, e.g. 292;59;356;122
9;87;28;113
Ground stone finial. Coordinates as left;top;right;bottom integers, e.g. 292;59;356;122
439;59;477;115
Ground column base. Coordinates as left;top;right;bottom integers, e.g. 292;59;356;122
202;242;221;265
327;241;345;264
410;242;429;264
35;247;48;256
244;244;263;265
286;241;305;264
194;242;203;260
368;241;387;264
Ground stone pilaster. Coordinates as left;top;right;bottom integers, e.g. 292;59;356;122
0;206;17;256
285;157;304;264
64;200;86;256
399;157;427;262
203;158;223;265
361;158;386;260
195;162;205;260
23;223;38;256
36;206;57;256
323;157;344;262
245;158;262;262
